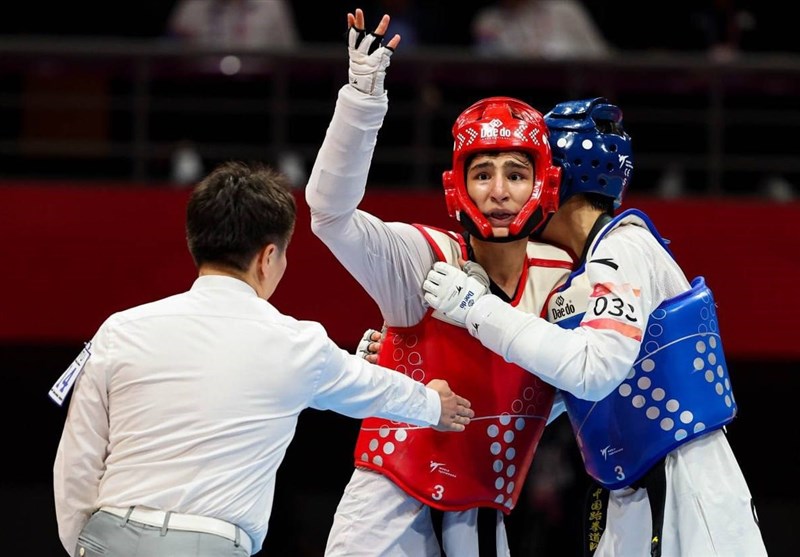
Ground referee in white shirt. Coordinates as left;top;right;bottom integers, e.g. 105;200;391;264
51;160;474;557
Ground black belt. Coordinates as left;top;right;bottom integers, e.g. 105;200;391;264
582;459;667;557
431;507;498;556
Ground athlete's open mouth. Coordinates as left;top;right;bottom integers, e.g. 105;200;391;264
486;211;516;227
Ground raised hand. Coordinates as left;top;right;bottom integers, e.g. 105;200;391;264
426;379;474;432
346;8;401;96
423;261;489;326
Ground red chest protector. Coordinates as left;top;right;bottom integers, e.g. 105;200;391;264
352;225;573;513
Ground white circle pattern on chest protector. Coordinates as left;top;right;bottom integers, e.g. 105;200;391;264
357;331;544;509
616;291;735;443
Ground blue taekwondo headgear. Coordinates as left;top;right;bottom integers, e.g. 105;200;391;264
544;97;633;208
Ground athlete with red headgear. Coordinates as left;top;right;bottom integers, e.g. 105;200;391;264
305;8;573;557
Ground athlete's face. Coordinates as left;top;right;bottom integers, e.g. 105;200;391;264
466;151;534;234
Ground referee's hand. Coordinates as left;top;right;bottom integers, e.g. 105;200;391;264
427;379;474;432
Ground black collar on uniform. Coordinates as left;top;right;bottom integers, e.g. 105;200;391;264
463;230;515;303
578;213;614;266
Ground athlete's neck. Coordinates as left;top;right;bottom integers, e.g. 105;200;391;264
541;197;603;259
470;235;528;298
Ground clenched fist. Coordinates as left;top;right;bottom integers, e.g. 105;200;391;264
423;261;489;327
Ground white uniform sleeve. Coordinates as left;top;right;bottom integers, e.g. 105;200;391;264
311;336;440;427
468;224;690;401
305;85;434;327
53;324;113;554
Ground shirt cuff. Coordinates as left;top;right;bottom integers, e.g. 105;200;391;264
423;385;441;426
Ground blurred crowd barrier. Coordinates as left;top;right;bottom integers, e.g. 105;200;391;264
1;37;799;197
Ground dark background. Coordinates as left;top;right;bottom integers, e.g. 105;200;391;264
0;1;796;54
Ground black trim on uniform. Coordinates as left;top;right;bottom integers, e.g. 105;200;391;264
579;213;613;265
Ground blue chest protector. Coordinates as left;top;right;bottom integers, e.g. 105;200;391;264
549;209;737;489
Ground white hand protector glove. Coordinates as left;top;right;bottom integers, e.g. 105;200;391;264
423;261;489;327
356;328;381;360
348;24;394;96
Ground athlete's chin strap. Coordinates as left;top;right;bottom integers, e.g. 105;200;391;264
460;206;550;244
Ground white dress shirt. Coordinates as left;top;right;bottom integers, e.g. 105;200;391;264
53;274;440;554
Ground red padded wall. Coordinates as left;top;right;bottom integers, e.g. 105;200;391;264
1;182;796;359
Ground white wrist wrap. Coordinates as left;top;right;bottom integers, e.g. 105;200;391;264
465;295;508;348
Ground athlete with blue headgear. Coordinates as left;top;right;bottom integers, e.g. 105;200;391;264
424;97;767;557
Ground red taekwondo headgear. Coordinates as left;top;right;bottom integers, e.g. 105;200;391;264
442;96;561;242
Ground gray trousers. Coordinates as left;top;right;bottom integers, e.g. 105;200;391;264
74;510;250;557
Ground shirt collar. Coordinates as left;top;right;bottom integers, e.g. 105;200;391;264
190;274;258;296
